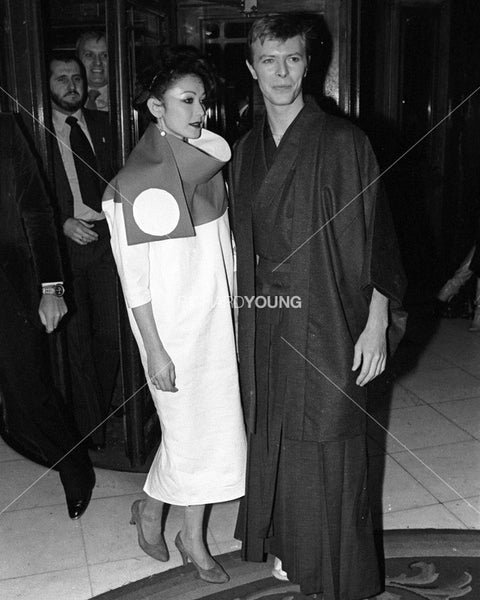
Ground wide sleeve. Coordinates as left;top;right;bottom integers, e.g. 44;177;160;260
102;182;151;308
357;130;408;353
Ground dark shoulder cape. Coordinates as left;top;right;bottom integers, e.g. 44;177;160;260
230;98;407;443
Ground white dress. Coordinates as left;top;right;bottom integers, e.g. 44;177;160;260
103;126;246;505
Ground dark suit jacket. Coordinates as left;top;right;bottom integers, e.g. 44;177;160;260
0;113;63;325
51;109;115;225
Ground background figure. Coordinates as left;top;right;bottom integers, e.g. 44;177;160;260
103;47;246;584
231;15;406;599
76;31;109;111
0;113;94;519
437;245;480;330
48;51;119;447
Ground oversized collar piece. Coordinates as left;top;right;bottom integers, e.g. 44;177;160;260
107;124;231;245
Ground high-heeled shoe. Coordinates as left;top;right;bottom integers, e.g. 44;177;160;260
130;499;169;561
174;531;229;584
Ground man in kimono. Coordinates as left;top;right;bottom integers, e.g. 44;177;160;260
230;14;407;599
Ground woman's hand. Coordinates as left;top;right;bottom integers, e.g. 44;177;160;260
147;347;178;393
132;302;178;393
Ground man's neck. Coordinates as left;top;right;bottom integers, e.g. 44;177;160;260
51;106;83;132
89;84;108;93
52;104;80;117
265;95;305;138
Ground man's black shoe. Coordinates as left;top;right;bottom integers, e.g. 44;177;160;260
67;488;93;519
61;466;95;520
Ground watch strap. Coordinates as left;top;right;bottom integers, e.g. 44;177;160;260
42;283;65;297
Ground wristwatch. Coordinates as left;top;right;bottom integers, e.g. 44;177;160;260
42;283;65;297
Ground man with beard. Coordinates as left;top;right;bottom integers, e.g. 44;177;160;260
48;52;119;448
76;31;109;112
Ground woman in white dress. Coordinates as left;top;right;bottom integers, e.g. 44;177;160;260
102;47;246;584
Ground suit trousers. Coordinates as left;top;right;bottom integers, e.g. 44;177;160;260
0;271;92;494
63;219;120;445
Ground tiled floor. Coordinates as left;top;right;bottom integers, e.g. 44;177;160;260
1;317;480;599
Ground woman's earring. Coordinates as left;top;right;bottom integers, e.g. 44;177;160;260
159;117;167;136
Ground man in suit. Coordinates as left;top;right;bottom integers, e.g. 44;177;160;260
48;51;120;448
76;31;109;112
0;112;95;519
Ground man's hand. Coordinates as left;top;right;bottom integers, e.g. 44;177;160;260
352;288;389;386
38;295;67;333
63;217;98;245
352;322;387;386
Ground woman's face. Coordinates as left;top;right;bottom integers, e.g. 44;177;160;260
155;74;207;139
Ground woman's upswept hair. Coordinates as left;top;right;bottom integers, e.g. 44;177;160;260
246;13;315;63
134;46;217;121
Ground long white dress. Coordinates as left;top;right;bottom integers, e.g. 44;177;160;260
103;125;246;505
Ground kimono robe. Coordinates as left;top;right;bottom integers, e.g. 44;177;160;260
230;98;407;598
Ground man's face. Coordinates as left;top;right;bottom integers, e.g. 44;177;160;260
246;35;308;109
79;37;108;88
49;60;85;114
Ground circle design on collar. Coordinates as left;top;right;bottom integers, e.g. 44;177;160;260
132;188;180;236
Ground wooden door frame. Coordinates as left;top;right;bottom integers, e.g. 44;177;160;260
375;0;450;135
373;0;451;289
1;0;50;159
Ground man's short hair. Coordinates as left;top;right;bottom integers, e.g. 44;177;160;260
246;14;314;64
47;51;86;80
75;31;106;56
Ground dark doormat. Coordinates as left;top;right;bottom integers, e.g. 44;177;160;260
92;530;480;600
